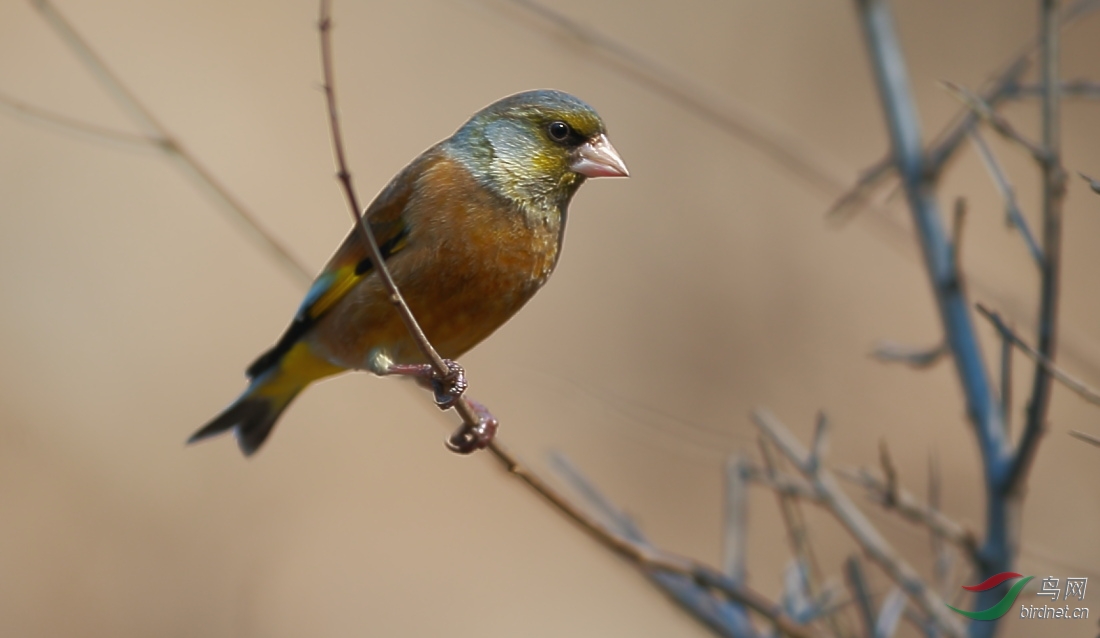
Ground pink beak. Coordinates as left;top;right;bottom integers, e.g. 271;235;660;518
570;134;630;178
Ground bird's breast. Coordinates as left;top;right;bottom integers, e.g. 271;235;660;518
316;154;567;367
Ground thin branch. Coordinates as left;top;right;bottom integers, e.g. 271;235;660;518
1006;79;1100;98
742;464;820;501
831;0;1100;222
975;303;1100;407
723;457;750;583
1068;430;1100;447
808;412;830;476
752;408;965;637
967;130;1044;267
844;556;878;638
1010;0;1067;493
550;454;760;638
878;441;899;508
30;0;312;286
951;196;967;275
924;60;1029;175
927;451;956;596
940;81;1047;163
825;157;895;222
746;454;982;568
835;466;980;564
999;318;1014;431
1079;171;1100;194
852;5;1011;606
871;341;947;369
925;0;1100;172
317;0;488;448
873;587;908;638
758;437;846;636
538;451;817;638
0;90;157;146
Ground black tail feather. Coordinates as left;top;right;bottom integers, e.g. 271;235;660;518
188;396;293;457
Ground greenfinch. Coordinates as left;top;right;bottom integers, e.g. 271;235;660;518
190;90;628;456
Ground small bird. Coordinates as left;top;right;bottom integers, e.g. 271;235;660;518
190;90;628;456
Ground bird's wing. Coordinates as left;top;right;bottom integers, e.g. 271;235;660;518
244;150;437;379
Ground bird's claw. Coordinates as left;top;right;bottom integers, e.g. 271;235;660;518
431;359;467;410
445;400;498;454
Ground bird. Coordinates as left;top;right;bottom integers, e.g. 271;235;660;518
189;89;629;456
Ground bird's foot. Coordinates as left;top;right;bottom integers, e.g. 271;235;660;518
382;359;467;410
445;400;498;454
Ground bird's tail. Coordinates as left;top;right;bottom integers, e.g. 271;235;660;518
185;367;303;455
189;338;343;453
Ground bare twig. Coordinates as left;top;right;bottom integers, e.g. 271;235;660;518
825;157;895;222
1008;3;1067;488
318;1;442;373
976;303;1100;407
1079;171;1100;193
758;437;844;636
878;441;899;508
999;318;1015;431
723;458;750;583
968;130;1044;267
940;81;1047;163
30;0;312;286
871;341;947;369
831;0;1100;222
951;197;967;273
0;90;156;146
874;588;908;638
927;452;955;595
752;408;965;637
852;10;1013;622
1068;430;1100;447
844;556;878;638
836;466;980;564
542;451;817;638
1006;79;1100;98
550;454;760;638
925;0;1100;172
318;0;490;450
742;464;820;501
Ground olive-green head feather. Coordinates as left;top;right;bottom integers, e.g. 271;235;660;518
447;90;626;214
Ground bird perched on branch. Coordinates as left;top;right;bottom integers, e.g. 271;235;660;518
190;90;629;456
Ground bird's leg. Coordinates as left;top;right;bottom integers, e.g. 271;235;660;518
378;359;468;410
445;399;499;454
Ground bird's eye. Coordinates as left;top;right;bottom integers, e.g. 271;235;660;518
547;121;572;142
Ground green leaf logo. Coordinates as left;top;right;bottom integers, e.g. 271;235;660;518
947;573;1033;621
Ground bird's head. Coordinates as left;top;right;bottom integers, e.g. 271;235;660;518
448;90;628;213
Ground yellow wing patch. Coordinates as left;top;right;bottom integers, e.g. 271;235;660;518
303;229;409;320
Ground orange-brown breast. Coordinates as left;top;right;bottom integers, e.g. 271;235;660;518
309;151;564;369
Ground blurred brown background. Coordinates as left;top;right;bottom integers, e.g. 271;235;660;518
2;1;1099;636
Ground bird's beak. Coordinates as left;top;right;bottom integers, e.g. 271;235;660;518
570;134;629;178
